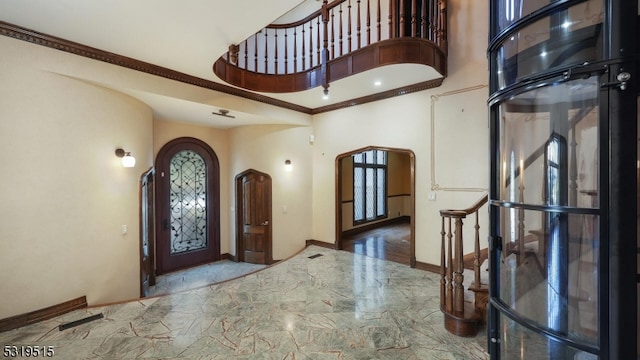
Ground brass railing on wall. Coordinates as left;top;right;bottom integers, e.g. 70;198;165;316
213;0;447;93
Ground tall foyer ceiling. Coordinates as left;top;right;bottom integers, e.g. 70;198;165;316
0;0;442;128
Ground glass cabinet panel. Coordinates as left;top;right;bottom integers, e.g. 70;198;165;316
494;0;603;90
499;316;598;359
499;209;599;345
497;77;599;208
495;0;548;33
494;74;600;355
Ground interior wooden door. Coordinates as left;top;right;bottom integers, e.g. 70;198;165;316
139;167;155;297
236;169;272;264
155;137;220;275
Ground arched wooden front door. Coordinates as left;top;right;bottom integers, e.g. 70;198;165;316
155;137;220;275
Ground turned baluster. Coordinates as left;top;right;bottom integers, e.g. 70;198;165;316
518;166;525;264
446;215;453;312
438;0;447;53
254;31;259;72
473;209;481;288
294;27;298;72
284;29;288;74
440;214;447;310
388;0;394;38
243;39;248;70
264;30;269;73
411;0;417;37
301;25;306;70
348;0;352;52
452;212;466;315
331;7;336;59
420;2;427;38
366;0;371;46
356;0;362;49
376;0;381;42
399;0;405;37
339;3;344;56
430;0;437;42
316;15;321;67
274;29;279;74
309;21;314;68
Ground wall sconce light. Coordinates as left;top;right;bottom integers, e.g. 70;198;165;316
115;148;136;168
284;159;293;172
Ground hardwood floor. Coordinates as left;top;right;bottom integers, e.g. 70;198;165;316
341;220;411;265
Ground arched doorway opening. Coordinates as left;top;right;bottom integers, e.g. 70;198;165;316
335;146;416;267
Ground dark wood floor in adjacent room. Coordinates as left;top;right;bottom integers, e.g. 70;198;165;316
341;220;411;265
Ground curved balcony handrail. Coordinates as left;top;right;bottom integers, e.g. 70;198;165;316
213;0;447;93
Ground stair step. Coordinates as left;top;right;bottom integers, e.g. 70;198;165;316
468;281;488;293
442;302;482;337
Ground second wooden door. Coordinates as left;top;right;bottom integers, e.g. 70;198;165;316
236;169;272;264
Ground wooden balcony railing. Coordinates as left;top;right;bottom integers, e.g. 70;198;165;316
440;194;488;337
213;0;447;93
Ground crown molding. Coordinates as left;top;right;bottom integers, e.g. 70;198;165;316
0;20;444;115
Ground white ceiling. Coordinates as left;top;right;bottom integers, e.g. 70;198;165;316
0;0;441;128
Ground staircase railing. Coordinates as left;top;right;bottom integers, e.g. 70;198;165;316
224;0;446;74
439;194;488;337
214;0;447;93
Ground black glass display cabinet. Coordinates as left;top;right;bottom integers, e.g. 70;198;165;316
487;0;638;359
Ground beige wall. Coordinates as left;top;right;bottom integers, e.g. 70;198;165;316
311;0;490;266
229;125;313;260
0;36;153;318
152;121;314;262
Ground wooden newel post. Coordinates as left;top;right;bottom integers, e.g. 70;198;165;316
440;209;467;315
321;0;330;94
452;212;466;314
440;215;446;310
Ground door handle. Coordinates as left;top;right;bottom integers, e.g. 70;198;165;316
162;219;170;230
260;220;269;226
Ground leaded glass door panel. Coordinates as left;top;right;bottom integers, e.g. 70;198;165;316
491;74;601;359
155;137;220;275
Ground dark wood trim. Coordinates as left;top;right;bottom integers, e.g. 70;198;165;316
443;302;482;337
220;253;238;262
342;215;410;237
414;261;441;274
0;296;87;332
0;21;445;115
388;193;412;198
312;78;444;113
341;193;412;204
139;167;156;297
213;38;445;93
305;239;338;249
0;20;312;114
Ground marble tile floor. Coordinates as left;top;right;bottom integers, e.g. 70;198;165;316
0;246;489;359
148;260;267;297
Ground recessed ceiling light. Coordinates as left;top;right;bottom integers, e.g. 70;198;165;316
374;80;382;86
